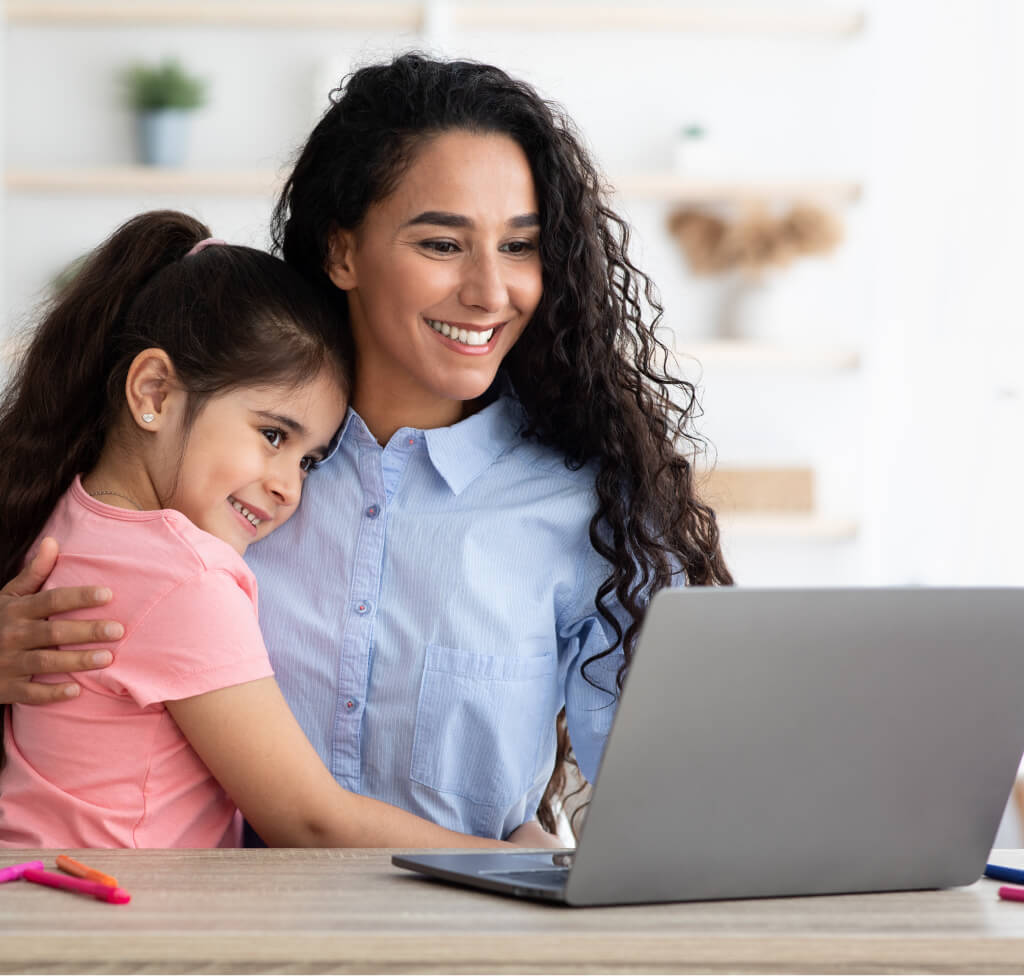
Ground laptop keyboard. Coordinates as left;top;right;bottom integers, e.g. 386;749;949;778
481;868;569;889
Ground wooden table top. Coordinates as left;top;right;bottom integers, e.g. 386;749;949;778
3;847;1024;974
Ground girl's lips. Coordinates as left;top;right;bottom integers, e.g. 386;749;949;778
227;497;268;535
425;319;506;356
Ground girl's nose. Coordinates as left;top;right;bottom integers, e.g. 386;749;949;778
267;465;302;508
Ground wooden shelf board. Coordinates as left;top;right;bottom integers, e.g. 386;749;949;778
5;169;863;210
457;6;865;35
613;173;862;204
6;3;865;36
4;2;423;29
5;167;282;195
674;340;861;371
720;514;860;541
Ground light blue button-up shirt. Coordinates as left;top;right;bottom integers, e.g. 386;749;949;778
245;386;626;839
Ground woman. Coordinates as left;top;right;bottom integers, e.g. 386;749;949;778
0;54;731;840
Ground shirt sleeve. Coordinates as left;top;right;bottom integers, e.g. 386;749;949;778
111;568;274;708
557;547;631;784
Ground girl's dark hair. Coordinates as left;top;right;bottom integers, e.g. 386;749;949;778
272;53;733;836
0;209;349;587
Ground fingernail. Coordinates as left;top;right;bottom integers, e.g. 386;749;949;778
64;685;80;698
91;652;113;666
102;623;123;640
94;588;112;602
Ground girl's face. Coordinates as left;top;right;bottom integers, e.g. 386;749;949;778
161;369;347;554
327;130;543;426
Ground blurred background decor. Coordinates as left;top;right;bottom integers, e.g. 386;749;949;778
124;57;206;166
668;202;843;340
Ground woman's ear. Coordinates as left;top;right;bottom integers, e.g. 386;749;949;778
325;228;359;291
124;348;182;432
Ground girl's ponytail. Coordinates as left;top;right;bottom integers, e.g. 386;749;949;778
0;211;210;583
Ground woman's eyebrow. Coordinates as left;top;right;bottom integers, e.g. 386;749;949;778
403;211;541;229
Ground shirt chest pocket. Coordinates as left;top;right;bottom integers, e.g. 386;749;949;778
410;643;558;808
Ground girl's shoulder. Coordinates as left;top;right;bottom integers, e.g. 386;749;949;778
49;480;255;597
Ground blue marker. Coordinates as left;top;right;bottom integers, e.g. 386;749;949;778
984;863;1024;885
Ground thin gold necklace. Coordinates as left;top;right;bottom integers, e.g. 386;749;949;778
88;489;144;511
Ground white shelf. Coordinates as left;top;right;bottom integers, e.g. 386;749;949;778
614;173;862;204
5;168;862;207
5;3;865;36
721;514;860;541
675;340;861;371
4;167;282;195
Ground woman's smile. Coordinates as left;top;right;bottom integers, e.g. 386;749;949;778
424;317;504;353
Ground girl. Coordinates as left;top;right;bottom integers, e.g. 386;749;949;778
0;209;548;850
0;55;732;842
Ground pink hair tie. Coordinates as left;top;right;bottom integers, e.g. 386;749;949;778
186;237;227;257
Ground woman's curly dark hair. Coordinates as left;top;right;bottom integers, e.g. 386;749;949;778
271;52;733;836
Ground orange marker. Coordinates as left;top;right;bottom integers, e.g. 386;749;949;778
56;855;118;889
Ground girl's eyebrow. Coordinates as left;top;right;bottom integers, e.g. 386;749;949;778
256;411;305;435
402;210;541;229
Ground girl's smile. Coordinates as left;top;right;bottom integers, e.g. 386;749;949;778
164;371;345;554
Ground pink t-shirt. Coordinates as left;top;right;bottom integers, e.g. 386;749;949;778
0;477;274;848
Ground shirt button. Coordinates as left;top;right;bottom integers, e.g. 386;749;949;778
365;504;379;518
345;699;356;710
355;601;371;615
407;437;415;446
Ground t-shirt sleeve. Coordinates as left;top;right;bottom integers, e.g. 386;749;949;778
110;568;274;708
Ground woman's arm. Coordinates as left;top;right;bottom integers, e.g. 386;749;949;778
0;538;120;704
167;676;523;848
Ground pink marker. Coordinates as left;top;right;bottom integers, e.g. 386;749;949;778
0;860;44;884
23;867;130;904
999;885;1024;904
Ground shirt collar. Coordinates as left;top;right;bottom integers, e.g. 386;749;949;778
334;374;525;496
424;385;525;495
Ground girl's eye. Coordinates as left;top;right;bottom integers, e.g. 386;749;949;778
261;428;284;448
300;456;321;474
421;240;460;255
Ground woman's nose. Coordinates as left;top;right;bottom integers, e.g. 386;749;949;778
458;252;508;312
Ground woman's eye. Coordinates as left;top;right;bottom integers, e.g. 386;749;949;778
261;428;284;448
300;456;321;474
421;240;460;254
500;240;537;255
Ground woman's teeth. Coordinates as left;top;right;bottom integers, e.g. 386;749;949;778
427;319;495;346
230;498;261;527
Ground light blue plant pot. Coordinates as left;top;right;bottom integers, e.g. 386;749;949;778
137;109;192;167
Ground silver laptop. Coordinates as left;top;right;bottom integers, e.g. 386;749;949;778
393;587;1024;906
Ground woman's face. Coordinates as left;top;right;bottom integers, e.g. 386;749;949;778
327;130;543;428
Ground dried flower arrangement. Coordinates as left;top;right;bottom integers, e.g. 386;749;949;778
667;203;843;278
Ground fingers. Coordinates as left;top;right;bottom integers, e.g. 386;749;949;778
2;537;60;598
6;678;83;706
1;615;122;654
21;585;114;622
17;647;113;677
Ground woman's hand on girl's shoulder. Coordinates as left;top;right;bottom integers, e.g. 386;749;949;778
0;537;120;705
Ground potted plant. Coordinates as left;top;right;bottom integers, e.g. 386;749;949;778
124;58;207;167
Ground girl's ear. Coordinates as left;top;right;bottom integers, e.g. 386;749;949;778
124;348;181;431
325;228;359;291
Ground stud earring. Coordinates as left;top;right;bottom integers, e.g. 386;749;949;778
142;413;155;423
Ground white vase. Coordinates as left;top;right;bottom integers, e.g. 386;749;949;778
717;271;783;341
137;109;192;167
